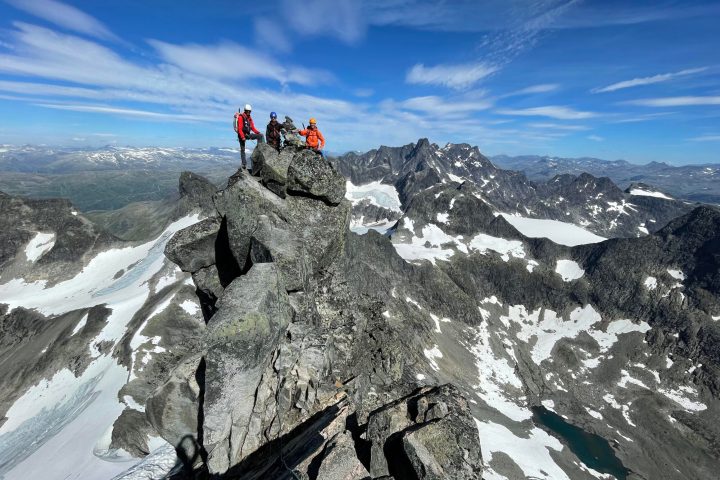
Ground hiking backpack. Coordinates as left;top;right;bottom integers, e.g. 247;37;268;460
233;112;240;133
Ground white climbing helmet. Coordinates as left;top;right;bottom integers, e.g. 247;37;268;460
244;104;252;112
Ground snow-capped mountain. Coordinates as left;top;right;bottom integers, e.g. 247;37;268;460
0;140;718;480
335;138;696;239
0;145;238;173
492;154;720;205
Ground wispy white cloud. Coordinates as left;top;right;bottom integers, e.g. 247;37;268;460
612;112;674;123
396;94;493;116
0;17;601;152
690;134;720;142
587;134;604;142
403;1;577;90
147;40;332;86
528;122;589;130
363;0;711;32
592;67;708;93
35;103;219;122
6;0;117;41
254;17;292;53
624;96;720;107
503;84;560;97
406;62;497;89
556;2;720;29
353;88;374;98
496;105;597;120
280;0;365;44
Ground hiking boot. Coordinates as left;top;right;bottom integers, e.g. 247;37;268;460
227;168;244;187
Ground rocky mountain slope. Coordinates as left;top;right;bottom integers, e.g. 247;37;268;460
0;175;216;478
492;154;720;205
0;139;718;480
335;139;697;240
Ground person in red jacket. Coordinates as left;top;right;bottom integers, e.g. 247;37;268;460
298;117;325;157
233;104;264;170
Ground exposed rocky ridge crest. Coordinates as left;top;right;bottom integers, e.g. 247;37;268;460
158;147;483;478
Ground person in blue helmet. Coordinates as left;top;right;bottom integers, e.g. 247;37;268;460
266;111;283;151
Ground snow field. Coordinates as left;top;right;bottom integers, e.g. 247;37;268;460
0;214;200;479
500;213;606;246
24;232;56;262
629;188;672;200
345;180;402;212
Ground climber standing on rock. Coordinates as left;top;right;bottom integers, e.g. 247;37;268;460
266;111;283;151
298;117;325;157
233;104;264;170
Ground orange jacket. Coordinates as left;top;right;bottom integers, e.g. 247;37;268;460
298;127;325;149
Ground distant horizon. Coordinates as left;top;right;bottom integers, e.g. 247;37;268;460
0;1;718;165
1;140;717;168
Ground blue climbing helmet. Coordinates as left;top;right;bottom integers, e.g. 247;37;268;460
270;111;277;119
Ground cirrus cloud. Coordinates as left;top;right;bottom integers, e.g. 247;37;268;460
496;105;597;120
406;62;498;90
6;0;118;41
592;67;708;93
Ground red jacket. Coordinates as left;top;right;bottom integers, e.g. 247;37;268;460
298;126;325;149
236;112;260;140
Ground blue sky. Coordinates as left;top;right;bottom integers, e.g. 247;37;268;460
0;0;718;164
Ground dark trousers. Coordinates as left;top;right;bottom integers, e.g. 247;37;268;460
268;137;281;151
239;133;264;167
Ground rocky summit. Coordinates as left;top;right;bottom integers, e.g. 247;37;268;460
157;145;483;478
1;138;719;480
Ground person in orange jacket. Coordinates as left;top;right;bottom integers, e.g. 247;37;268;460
298;117;325;156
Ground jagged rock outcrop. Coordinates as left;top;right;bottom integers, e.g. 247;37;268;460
251;143;293;197
367;384;483;479
164;217;221;273
203;263;293;472
287;149;346;205
146;355;204;453
156;147;484;478
178;171;219;216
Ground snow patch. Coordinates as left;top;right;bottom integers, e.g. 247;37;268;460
345;180;402;212
667;269;685;281
71;313;89;336
658;386;707;412
629;188;672;200
475;419;569;480
393;223;465;265
555;260;584;281
24;232;56;262
644;276;657;290
112;442;177;479
500;214;605;246
469;234;525;261
469;319;530;421
424;345;443;371
180;299;200;316
586;408;603;420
